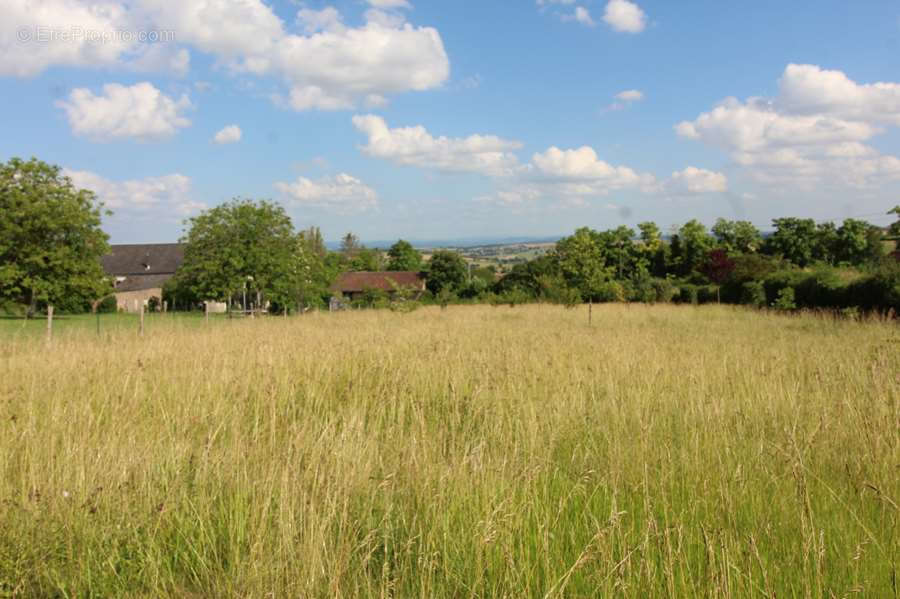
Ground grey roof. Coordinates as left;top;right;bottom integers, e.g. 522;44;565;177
102;243;184;276
113;274;174;293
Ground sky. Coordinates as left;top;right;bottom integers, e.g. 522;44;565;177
1;0;899;244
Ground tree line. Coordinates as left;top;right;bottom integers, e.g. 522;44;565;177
1;157;899;316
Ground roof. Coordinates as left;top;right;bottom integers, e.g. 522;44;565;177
102;243;185;276
330;271;426;293
113;274;174;292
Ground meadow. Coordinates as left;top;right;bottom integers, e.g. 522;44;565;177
0;304;897;597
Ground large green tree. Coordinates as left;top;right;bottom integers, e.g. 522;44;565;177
0;157;111;315
426;250;467;295
711;218;762;254
670;220;715;276
764;218;818;266
175;199;299;309
386;239;423;271
554;227;613;300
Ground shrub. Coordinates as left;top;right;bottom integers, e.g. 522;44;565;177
773;287;796;311
594;281;626;303
96;295;118;314
740;281;766;308
651;278;679;303
678;284;699;305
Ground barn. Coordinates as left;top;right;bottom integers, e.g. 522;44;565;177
329;271;426;302
101;243;184;312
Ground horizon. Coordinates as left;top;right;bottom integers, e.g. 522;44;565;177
2;1;899;244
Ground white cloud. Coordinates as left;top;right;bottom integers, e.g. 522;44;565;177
64;169;204;216
274;173;378;214
778;63;900;126
676;64;900;188
0;0;136;76
367;0;412;8
531;146;657;193
212;124;242;145
352;114;523;176
296;7;345;35
574;7;595;26
56;82;192;141
616;89;643;102
560;6;595;27
602;0;647;33
666;167;728;194
3;1;449;111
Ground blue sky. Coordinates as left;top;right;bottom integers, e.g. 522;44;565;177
1;0;899;244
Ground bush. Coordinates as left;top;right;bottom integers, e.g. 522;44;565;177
96;295;118;314
845;262;900;312
678;284;699;305
594;281;626;303
651;278;679;303
773;287;796;311
740;281;766;308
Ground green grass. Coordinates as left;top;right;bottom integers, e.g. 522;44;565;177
0;304;897;597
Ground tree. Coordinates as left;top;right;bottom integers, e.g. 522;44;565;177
386;240;423;271
764;218;818;266
834;218;881;265
638;221;668;277
888;205;900;238
0;157;111;316
298;226;327;258
349;247;385;272
671;220;715;276
426;250;467;295
175;199;299;309
340;232;362;257
554;227;612;300
711;218;762;254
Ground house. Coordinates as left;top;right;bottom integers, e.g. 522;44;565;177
101;243;184;312
329;271;426;302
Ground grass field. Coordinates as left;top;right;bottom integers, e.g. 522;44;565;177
1;304;897;597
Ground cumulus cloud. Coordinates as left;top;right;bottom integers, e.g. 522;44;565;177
602;0;647;33
64;168;205;216
3;1;450;111
531;146;658;194
274;173;378;214
666;167;728;194
56;82;192;141
676;64;900;187
352;114;523;176
212;124;242;145
0;0;156;76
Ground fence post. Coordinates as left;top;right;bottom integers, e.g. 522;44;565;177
205;301;209;324
139;302;145;336
588;298;592;326
46;305;54;344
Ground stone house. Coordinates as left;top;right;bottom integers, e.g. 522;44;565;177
101;243;184;312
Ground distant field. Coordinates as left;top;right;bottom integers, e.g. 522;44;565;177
1;305;897;597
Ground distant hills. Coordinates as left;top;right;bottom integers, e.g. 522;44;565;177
324;235;564;251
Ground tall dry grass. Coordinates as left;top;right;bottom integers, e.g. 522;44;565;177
0;304;897;597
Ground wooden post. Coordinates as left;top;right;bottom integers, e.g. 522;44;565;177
205;301;209;324
588;298;592;326
46;305;53;344
139;302;145;336
163;300;168;314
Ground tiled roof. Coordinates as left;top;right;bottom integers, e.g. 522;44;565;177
330;271;426;293
101;243;184;276
113;274;174;292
